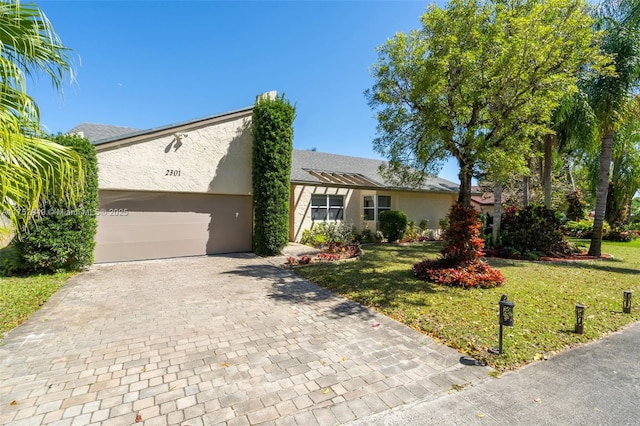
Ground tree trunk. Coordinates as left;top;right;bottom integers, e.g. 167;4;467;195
564;156;576;191
522;175;530;207
492;181;502;246
588;130;614;257
543;133;553;208
457;161;472;208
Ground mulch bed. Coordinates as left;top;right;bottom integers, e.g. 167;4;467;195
538;253;613;262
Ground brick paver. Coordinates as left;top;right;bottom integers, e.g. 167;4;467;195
0;253;491;425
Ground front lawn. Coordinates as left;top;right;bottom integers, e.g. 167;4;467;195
0;272;73;337
292;239;640;371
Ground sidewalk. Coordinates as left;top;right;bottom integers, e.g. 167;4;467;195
349;321;640;425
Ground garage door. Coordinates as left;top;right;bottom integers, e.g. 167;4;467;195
95;190;252;263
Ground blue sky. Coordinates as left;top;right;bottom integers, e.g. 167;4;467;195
30;0;459;182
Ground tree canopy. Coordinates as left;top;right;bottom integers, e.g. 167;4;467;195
0;0;82;236
367;0;606;207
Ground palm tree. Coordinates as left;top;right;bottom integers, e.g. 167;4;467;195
586;0;640;256
0;0;83;236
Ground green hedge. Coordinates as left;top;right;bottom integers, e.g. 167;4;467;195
379;210;408;242
252;94;296;256
15;134;98;272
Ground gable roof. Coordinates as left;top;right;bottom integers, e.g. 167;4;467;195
70;107;253;146
67;123;140;142
68;119;459;194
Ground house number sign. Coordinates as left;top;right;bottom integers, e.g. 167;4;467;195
165;169;181;176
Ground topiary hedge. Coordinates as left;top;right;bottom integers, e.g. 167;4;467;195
252;94;296;256
378;210;408;242
15;134;98;272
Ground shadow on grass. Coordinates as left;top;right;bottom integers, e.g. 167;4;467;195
485;256;639;275
541;260;640;276
291;254;449;314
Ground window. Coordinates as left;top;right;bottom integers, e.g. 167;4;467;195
363;196;375;221
311;195;344;221
363;195;391;220
378;196;391;215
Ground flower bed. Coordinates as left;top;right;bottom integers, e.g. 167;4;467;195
285;244;362;266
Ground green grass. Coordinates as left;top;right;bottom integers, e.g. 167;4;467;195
0;244;74;337
293;239;640;371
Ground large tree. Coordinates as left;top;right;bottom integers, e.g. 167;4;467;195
582;96;640;226
0;0;83;236
367;0;605;208
586;0;640;256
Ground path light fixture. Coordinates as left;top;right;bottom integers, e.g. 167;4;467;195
575;304;585;334
489;294;515;355
623;291;632;314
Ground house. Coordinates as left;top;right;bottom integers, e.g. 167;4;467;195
471;186;495;214
70;95;459;263
290;150;458;242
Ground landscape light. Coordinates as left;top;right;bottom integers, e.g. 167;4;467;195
489;294;515;355
575;304;585;334
623;291;632;314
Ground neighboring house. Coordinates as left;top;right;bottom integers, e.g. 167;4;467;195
70;96;459;263
471;186;495;215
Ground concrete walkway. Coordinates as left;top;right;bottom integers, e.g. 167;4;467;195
0;254;491;425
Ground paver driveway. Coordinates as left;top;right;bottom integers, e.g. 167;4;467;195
0;254;491;425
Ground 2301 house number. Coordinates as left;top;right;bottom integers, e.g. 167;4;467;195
165;169;181;176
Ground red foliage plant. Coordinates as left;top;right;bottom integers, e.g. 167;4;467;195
413;204;504;288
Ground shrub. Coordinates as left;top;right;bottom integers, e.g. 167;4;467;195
565;189;587;221
252;94;296;256
418;219;429;231
500;205;572;256
14;134;98;273
565;219;595;238
603;227;638;242
413;204;504;289
440;204;484;265
401;220;419;243
354;227;378;244
0;245;20;277
378;210;408;242
301;221;355;247
413;260;505;288
605;181;629;227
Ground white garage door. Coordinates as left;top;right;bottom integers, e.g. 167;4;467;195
95;190;252;263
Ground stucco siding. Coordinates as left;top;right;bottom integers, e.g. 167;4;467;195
96;114;252;195
290;185;457;242
395;191;456;230
290;185;358;242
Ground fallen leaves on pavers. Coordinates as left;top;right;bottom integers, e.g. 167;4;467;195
135;414;142;422
221;362;229;367
10;400;17;405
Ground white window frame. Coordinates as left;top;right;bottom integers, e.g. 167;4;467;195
363;195;391;221
311;194;344;221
